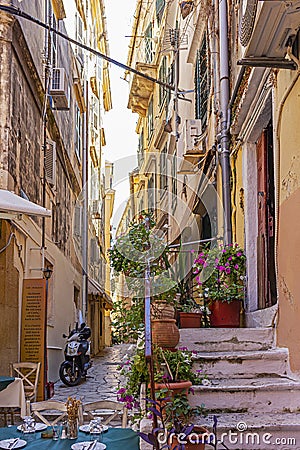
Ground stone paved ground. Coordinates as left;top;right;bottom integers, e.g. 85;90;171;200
0;344;134;427
52;344;134;404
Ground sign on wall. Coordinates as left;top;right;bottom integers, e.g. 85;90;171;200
20;279;46;401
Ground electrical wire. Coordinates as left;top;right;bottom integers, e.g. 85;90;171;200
0;4;175;92
0;232;14;254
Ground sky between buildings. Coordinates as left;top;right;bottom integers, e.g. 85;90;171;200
104;1;139;234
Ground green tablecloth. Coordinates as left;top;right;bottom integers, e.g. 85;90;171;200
0;377;15;393
0;426;139;450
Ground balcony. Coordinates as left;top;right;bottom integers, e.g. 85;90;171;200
239;0;300;69
128;62;157;117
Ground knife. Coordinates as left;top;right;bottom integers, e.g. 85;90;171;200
8;439;19;449
85;440;98;450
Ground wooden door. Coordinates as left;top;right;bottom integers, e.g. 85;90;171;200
257;125;277;309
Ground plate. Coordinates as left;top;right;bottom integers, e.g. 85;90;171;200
0;439;27;449
17;423;47;432
71;442;106;450
79;425;108;433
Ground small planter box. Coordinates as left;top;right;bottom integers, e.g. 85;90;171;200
179;312;202;328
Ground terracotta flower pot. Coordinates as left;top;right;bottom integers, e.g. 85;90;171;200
179;312;202;328
210;299;242;327
151;302;175;319
152;319;180;348
154;380;192;397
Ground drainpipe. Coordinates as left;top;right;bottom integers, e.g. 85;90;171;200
218;0;232;245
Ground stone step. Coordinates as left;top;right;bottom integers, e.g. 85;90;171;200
194;412;300;450
140;413;300;450
192;348;290;379
189;376;300;414
179;327;275;353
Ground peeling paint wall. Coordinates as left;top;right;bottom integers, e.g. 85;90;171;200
277;76;300;372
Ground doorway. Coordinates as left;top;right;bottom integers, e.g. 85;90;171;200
256;123;277;308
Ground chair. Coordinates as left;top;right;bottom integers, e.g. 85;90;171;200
10;362;41;402
82;400;128;428
30;400;68;426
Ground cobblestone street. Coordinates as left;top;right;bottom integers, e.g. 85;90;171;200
52;344;133;404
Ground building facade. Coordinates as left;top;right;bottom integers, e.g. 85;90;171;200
124;0;300;371
0;0;113;395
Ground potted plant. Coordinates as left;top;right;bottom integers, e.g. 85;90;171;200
139;394;209;449
177;297;203;328
116;345;207;416
193;243;246;327
109;212;179;348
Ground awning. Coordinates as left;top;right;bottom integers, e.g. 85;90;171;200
88;278;113;308
0;190;51;218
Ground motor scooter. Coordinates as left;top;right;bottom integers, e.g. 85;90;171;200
59;323;92;386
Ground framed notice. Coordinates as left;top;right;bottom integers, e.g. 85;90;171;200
21;279;46;401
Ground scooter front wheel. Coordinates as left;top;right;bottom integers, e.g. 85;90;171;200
59;361;82;386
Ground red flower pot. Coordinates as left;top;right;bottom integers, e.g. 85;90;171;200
210;299;242;327
179;312;202;328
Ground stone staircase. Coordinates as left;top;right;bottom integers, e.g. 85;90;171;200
179;328;300;449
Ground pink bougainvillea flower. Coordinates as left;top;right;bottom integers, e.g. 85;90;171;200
234;264;239;270
225;268;231;274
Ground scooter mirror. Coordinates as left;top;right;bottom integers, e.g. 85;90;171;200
62;333;67;338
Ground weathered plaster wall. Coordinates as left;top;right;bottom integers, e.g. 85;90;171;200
277;76;300;372
0;221;19;374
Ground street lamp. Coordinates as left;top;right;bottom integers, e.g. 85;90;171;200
43;267;53;280
43;266;53;399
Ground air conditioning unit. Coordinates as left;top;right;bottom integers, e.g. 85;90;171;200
240;1;300;60
50;68;70;110
183;119;202;152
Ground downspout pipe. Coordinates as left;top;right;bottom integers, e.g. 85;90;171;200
218;0;232;245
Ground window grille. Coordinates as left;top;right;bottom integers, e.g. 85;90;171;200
195;33;209;129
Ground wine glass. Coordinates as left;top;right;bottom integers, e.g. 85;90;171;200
89;417;103;444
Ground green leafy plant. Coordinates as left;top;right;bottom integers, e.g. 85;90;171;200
193;243;246;303
139;394;208;450
109;212;177;342
111;298;144;344
116;344;208;411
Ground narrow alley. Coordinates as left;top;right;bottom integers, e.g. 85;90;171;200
53;345;132;405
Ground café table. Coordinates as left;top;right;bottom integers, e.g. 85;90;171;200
0;378;15;393
0;426;140;450
0;378;26;418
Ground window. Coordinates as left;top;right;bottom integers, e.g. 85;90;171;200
147;98;154;143
75;105;82;160
195;33;210;129
148;175;155;211
138;130;144;167
76;13;84;66
160;145;168;194
156;0;165;25
145;23;153;63
159;57;167;108
51;14;57;67
45;1;57;67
